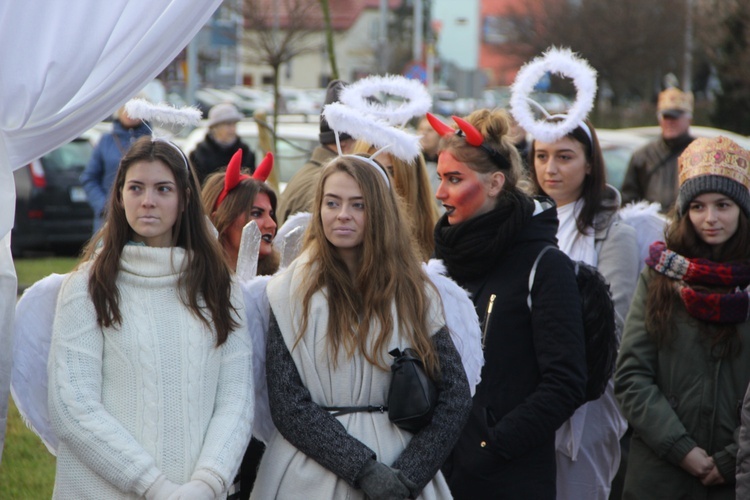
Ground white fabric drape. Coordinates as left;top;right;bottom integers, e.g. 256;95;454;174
0;0;224;462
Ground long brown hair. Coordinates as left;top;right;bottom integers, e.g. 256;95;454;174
297;155;441;376
646;206;750;356
529;118;608;233
351;140;439;261
201;169;279;273
81;137;239;346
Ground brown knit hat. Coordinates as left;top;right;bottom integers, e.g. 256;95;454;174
677;136;750;215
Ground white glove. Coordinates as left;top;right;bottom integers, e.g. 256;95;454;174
144;474;180;500
166;479;215;500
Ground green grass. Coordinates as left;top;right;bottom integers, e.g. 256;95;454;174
1;256;78;496
0;398;56;498
14;256;78;290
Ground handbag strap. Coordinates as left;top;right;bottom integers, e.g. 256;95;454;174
527;245;557;311
322;405;388;417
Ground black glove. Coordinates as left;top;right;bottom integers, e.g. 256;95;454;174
357;459;411;500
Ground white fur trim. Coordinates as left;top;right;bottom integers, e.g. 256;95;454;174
510;47;597;143
125;98;203;127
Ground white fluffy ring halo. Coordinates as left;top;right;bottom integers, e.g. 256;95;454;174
339;74;431;126
510;47;597;143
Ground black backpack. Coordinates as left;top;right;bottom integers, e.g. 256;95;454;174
527;246;618;402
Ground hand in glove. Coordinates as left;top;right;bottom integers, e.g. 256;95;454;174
357;460;410;500
166;479;215;500
144;474;179;500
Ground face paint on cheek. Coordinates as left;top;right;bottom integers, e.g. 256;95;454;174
451;181;487;222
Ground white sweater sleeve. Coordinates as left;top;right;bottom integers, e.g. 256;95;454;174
47;272;162;496
191;283;255;496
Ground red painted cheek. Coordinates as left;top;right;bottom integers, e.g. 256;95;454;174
451;183;487;220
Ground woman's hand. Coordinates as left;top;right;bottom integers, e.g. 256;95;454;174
679;447;714;478
700;461;726;486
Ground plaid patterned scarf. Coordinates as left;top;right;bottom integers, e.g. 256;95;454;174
646;241;750;324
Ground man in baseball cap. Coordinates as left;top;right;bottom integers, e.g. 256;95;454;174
621;87;695;212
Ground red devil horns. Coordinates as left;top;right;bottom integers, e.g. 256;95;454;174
214;149;249;210
252;152;274;182
452;115;484;147
426;112;454;137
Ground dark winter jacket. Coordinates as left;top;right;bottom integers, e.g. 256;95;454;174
80;119;151;231
620;132;694;212
616;268;750;499
436;195;588;499
189;133;255;186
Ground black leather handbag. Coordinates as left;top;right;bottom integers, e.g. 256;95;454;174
387;348;438;433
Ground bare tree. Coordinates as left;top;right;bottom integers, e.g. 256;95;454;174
695;0;750;133
242;0;322;132
494;0;686;104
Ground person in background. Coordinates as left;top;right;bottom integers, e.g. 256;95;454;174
429;110;587;499
190;102;255;185
616;136;750;499
251;154;472;499
351;140;439;261
620;87;695;212
277;80;355;224
80;105;151;233
530;117;639;499
201;151;279;276
48;136;253;499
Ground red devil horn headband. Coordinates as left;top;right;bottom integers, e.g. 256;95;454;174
214;150;275;211
426;113;511;170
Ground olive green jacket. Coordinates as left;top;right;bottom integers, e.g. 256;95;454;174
277;145;337;225
615;268;750;499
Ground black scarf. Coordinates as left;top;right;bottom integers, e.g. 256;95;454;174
434;191;535;280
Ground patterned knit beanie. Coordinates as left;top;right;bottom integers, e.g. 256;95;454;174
677;136;750;216
319;80;352;145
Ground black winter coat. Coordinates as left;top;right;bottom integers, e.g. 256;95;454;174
189;134;255;185
437;197;587;499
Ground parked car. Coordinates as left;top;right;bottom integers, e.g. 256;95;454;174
182;117;320;192
12;135;95;256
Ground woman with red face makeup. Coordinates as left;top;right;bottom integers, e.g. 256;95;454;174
431;109;587;499
530;118;639;500
615;137;750;499
202;150;280;277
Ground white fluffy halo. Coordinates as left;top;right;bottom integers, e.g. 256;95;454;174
323;101;422;162
510;47;597;143
339;74;431;126
125;98;203;127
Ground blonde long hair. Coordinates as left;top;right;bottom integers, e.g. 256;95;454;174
351;140;438;261
297;155;440;376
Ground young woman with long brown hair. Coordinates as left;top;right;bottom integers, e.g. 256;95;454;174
250;154;472;499
615;136;750;499
48;136;254;499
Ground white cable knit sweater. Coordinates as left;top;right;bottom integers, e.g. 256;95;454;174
48;246;254;499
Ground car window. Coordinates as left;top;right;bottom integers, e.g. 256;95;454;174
41;139;93;172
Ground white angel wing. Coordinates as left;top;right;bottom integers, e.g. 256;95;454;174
11;273;68;455
423;259;484;395
236;220;261;282
276;212;311;269
239;275;275;444
619;201;667;273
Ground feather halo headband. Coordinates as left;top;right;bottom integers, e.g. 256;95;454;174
509;47;597;143
322;74;432;163
124;98;203;169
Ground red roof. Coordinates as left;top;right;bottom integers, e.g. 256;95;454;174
246;0;403;31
